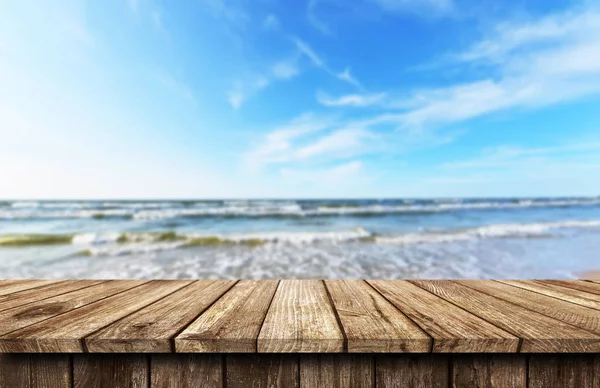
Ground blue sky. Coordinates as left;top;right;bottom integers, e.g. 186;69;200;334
1;0;600;198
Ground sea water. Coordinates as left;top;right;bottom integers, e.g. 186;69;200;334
1;198;599;279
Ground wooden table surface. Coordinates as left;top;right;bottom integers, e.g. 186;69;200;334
0;279;599;354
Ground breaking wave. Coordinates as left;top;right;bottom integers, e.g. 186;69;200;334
2;220;600;257
2;198;600;220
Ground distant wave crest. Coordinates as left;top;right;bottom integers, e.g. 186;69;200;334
2;198;600;220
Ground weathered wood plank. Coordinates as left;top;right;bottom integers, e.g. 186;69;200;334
86;280;236;353
176;280;279;352
368;280;519;353
410;280;600;352
528;354;600;388
299;354;372;388
0;354;70;388
0;280;148;336
0;280;191;352
324;280;431;353
0;280;106;312
542;280;600;296
0;280;58;297
258;280;344;353
452;354;526;388
150;354;222;388
73;354;148;388
499;280;600;310
376;355;449;388
458;280;600;336
226;354;298;388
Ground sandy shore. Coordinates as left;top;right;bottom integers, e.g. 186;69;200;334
578;270;600;280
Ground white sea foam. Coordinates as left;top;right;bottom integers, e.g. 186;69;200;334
86;242;188;257
376;220;600;245
72;233;124;245
189;228;372;244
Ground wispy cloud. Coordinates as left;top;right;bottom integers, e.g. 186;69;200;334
227;78;270;110
227;57;300;109
263;14;280;30
337;68;362;89
294;38;362;88
271;60;300;79
317;91;386;107
244;113;336;168
294;38;326;69
307;0;332;35
396;7;600;129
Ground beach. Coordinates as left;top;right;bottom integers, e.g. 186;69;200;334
1;198;600;279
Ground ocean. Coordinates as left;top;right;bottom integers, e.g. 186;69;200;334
1;198;599;279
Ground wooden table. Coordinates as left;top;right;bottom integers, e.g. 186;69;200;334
0;279;599;387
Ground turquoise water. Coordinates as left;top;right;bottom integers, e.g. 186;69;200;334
1;198;600;279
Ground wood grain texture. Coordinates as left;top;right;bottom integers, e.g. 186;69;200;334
324;280;431;353
0;280;106;313
0;280;58;297
0;354;70;388
299;354;372;388
368;280;519;353
86;280;236;353
528;354;600;388
176;280;279;352
542;280;600;296
226;354;298;388
150;354;222;388
411;280;600;352
452;354;526;388
0;280;191;352
73;354;148;388
258;280;344;353
458;280;600;336
499;280;600;310
0;280;147;336
376;355;449;388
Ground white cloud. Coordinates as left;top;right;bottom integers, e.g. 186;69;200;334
244;114;379;171
271;60;299;79
294;38;326;68
227;59;298;109
307;0;331;35
337;68;362;89
294;39;362;88
293;128;374;160
455;8;600;64
244;113;336;168
397;7;600;128
317;91;386;107
263;14;280;30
